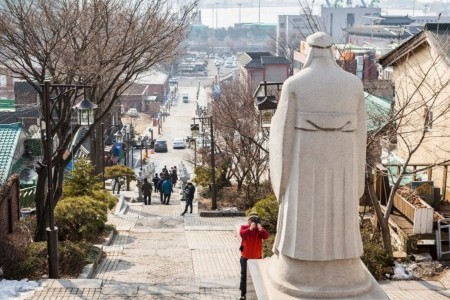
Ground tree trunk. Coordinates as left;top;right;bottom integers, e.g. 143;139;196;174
367;177;393;255
34;165;48;241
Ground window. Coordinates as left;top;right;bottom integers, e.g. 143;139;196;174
347;13;355;28
0;75;6;87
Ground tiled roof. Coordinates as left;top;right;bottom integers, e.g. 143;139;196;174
0;123;23;184
238;52;290;69
122;83;148;96
364;92;392;132
261;56;291;65
0;106;40;124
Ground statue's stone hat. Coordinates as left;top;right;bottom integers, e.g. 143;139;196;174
306;32;333;49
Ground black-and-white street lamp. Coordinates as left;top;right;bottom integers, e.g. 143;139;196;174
253;81;283;134
115;131;124;143
73;97;98;126
41;80;96;279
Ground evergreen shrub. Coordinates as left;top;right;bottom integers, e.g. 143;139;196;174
55;196;107;241
91;189;118;210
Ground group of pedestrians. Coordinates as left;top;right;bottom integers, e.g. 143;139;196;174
141;166;196;213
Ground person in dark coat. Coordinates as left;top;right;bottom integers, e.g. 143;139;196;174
171;169;178;187
181;182;196;216
157;177;164;203
141;178;152;205
152;173;160;192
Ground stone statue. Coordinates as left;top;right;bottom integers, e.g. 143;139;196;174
269;31;366;261
256;32;387;299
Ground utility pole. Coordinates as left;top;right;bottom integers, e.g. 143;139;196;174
238;3;242;24
258;0;261;23
215;2;219;28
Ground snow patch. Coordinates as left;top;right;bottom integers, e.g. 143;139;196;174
0;279;43;300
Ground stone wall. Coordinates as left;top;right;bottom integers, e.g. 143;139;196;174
0;174;20;239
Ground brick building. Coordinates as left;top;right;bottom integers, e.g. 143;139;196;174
0;175;20;239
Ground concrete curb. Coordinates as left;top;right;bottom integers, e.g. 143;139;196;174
78;230;115;279
199;210;246;217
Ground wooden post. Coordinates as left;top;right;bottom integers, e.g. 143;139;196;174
443;166;448;201
428;168;433;181
413;166;417;181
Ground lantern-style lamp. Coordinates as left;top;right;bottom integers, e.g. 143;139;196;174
190;124;200;137
115;131;124;143
73;97;98;126
256;95;278;128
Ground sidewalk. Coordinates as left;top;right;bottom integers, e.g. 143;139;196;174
27;186;246;299
26;189;450;299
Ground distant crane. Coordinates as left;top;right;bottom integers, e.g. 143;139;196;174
369;0;379;7
326;0;332;7
360;0;367;7
334;0;343;8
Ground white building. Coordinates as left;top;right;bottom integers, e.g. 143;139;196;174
321;6;382;42
276;14;319;55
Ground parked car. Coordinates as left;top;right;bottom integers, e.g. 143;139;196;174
182;94;189;103
128;108;138;117
154;139;168;152
172;138;186;149
131;136;149;148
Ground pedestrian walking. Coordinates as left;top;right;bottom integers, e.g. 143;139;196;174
141;178;152;205
171;168;178;188
162;178;173;205
152;173;160;192
239;214;269;300
181;182;195;216
162;166;169;179
157;176;164;203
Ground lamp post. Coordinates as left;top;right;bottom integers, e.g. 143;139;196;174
139;137;143;170
190;124;200;168
114;131;125;166
191;116;217;210
253;81;283;139
101;123;122;188
41;81;96;279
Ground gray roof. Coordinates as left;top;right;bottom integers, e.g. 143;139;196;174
0;106;40;124
261;56;291;65
379;23;450;67
238;52;290;69
380;16;414;26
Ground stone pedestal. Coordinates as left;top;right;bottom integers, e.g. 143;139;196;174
247;255;388;300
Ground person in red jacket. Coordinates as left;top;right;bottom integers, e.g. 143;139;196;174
239;214;269;300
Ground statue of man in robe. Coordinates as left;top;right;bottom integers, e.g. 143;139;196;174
269;32;367;262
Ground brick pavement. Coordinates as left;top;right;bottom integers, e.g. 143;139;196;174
26;185;450;300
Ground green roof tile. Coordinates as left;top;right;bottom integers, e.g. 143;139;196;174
0;123;23;183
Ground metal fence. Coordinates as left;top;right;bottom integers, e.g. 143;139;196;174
19;186;36;208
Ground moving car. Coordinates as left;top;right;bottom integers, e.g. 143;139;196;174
182;94;189;103
154;140;168;153
128;108;138;117
172;138;187;149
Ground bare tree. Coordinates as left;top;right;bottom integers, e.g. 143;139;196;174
0;0;197;240
212;78;269;206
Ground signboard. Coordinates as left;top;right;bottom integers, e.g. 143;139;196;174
411;181;434;206
261;109;276;127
